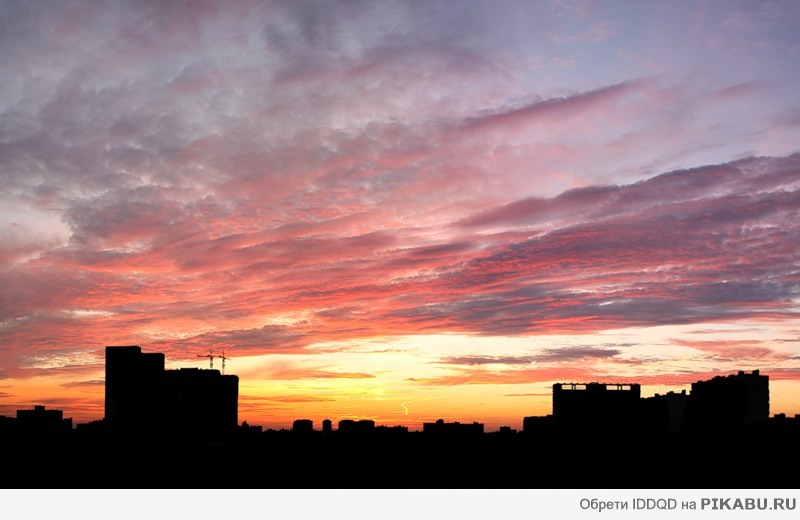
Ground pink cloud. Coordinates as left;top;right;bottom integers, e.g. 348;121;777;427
671;339;786;361
3;151;798;371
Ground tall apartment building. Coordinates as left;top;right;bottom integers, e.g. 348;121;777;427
105;345;238;440
552;382;642;436
683;370;769;432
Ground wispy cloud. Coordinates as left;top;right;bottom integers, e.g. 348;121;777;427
439;347;623;366
671;339;788;361
251;395;338;403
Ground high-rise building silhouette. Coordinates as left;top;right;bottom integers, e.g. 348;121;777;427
104;345;238;439
683;370;769;432
552;382;641;436
645;390;688;434
105;346;166;434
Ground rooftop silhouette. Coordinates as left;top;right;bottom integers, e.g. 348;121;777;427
105;345;239;440
1;347;799;489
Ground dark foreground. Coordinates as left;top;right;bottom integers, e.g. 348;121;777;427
3;426;800;489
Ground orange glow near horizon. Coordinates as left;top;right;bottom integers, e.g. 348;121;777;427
5;368;800;432
3;329;800;431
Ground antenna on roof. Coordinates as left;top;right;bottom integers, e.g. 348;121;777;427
198;348;214;369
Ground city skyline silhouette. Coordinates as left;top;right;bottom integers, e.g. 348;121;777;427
2;345;799;489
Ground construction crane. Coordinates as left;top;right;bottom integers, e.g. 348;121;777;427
219;350;230;375
198;348;214;369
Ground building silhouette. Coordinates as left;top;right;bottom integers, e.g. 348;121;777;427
522;414;555;437
552;382;642;437
683;370;769;432
0;405;73;446
534;371;770;438
104;345;238;440
15;405;73;435
293;419;314;433
162;367;239;437
646;390;688;434
337;419;375;434
105;345;165;434
423;419;484;436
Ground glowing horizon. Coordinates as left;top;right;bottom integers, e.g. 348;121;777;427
2;0;800;432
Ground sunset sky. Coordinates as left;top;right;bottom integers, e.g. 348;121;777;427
1;0;800;431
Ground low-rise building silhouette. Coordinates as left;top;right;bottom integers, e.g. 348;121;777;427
293;419;314;433
423;419;484;436
337;419;375;434
15;405;72;435
768;413;800;441
522;414;555;437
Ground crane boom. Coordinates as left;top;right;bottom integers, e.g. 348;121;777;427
197;349;214;369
